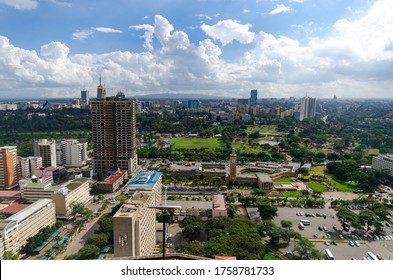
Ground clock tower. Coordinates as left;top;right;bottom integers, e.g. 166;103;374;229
229;153;237;180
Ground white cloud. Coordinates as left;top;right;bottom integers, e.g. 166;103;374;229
201;19;255;46
243;9;249;14
2;2;393;99
129;24;155;51
269;4;292;15
72;27;122;41
0;0;37;10
289;0;306;3
48;0;72;8
72;29;94;41
196;14;212;20
94;27;122;33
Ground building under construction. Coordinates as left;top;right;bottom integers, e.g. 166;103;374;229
91;88;137;177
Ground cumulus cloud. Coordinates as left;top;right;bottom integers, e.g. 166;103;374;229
269;4;292;15
129;24;155;51
2;2;393;99
94;27;122;33
201;20;255;46
0;0;37;10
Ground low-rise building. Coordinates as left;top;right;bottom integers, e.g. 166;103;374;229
372;154;393;177
97;170;127;193
212;195;227;217
0;199;56;256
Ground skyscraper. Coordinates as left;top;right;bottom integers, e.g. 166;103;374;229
33;139;57;168
96;76;106;99
299;96;316;121
81;90;89;105
249;89;258;109
91;97;137;176
0;146;18;189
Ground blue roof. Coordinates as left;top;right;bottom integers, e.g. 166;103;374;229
128;172;162;189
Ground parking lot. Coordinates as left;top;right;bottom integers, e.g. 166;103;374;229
271;206;393;260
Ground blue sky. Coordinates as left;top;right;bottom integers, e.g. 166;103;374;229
0;0;392;99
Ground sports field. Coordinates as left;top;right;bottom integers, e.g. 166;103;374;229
171;137;222;150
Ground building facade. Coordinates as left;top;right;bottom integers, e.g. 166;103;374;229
0;146;18;190
299;96;316;121
0;199;56;256
57;139;88;167
33;139;57;168
81;90;89;105
249;89;258;109
91;97;137;176
113;172;162;258
372;154;393;177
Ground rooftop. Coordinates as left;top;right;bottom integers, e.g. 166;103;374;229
5;199;53;224
97;170;127;185
65;178;89;191
128;172;162;189
0;203;29;215
0;191;21;198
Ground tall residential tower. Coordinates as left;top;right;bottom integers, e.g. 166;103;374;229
91;97;137;176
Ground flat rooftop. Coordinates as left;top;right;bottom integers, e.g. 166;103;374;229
127;172;161;189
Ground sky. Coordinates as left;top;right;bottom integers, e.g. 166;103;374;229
0;0;393;99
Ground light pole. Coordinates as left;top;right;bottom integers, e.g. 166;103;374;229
148;205;181;260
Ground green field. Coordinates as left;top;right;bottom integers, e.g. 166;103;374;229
365;148;380;156
281;191;303;198
309;166;356;192
171;137;222;150
307;181;329;192
274;177;293;183
246;125;277;134
232;142;269;153
309;166;326;176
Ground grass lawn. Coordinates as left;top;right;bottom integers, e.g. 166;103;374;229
232;142;268;153
246;125;277;134
307;181;329;192
326;175;357;192
274;177;293;183
309;165;326;176
281;191;303;198
171;137;222;150
365;148;380;156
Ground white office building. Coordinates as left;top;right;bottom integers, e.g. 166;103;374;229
57;139;87;167
372;154;393;177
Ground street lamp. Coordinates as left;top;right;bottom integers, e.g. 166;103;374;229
148;205;181;260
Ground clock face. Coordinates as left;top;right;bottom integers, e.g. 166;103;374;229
231;159;235;163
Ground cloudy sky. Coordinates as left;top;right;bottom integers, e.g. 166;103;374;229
0;0;393;99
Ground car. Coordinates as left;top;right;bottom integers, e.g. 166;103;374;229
323;226;327;231
324;241;330;246
386;222;391;227
339;234;344;239
326;233;331;238
332;240;338;246
313;234;318;238
299;212;303;216
376;254;383;260
351;257;356;260
333;225;338;231
191;240;199;243
354;241;360;247
349;241;354;247
285;251;293;256
318;226;323;231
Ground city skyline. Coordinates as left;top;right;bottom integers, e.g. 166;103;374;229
0;0;393;99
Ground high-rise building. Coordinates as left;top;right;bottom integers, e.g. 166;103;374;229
57;139;87;167
249;89;258;109
91;97;137;176
187;100;200;109
113;172;162;258
81;90;89;105
299;96;316;121
97;76;106;99
18;156;43;179
0;146;18;189
33;139;57;168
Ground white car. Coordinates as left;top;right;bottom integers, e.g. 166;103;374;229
354;241;360;247
324;241;330;246
349;241;354;247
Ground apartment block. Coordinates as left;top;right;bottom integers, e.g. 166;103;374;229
33;139;57;168
0;146;18;190
57;139;87;167
0;199;56;256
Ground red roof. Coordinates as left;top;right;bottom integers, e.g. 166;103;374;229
0;191;21;198
215;256;237;260
97;170;127;185
0;203;29;214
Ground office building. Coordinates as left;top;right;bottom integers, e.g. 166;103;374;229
91;97;137;176
96;77;106;99
57;139;87;167
0;146;18;190
96;170;128;193
187;100;200;109
372;154;393;177
81;90;89;105
113;172;162;258
249;89;258;109
298;96;316;121
0;199;56;256
33;139;57;168
18;156;43;179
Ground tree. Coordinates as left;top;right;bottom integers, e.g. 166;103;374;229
257;203;278;221
2;250;18;260
335;207;359;229
70;202;87;219
280;220;293;243
85;233;109;249
293;238;323;260
179;215;204;240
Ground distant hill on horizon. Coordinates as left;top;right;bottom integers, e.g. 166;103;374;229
132;93;234;100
